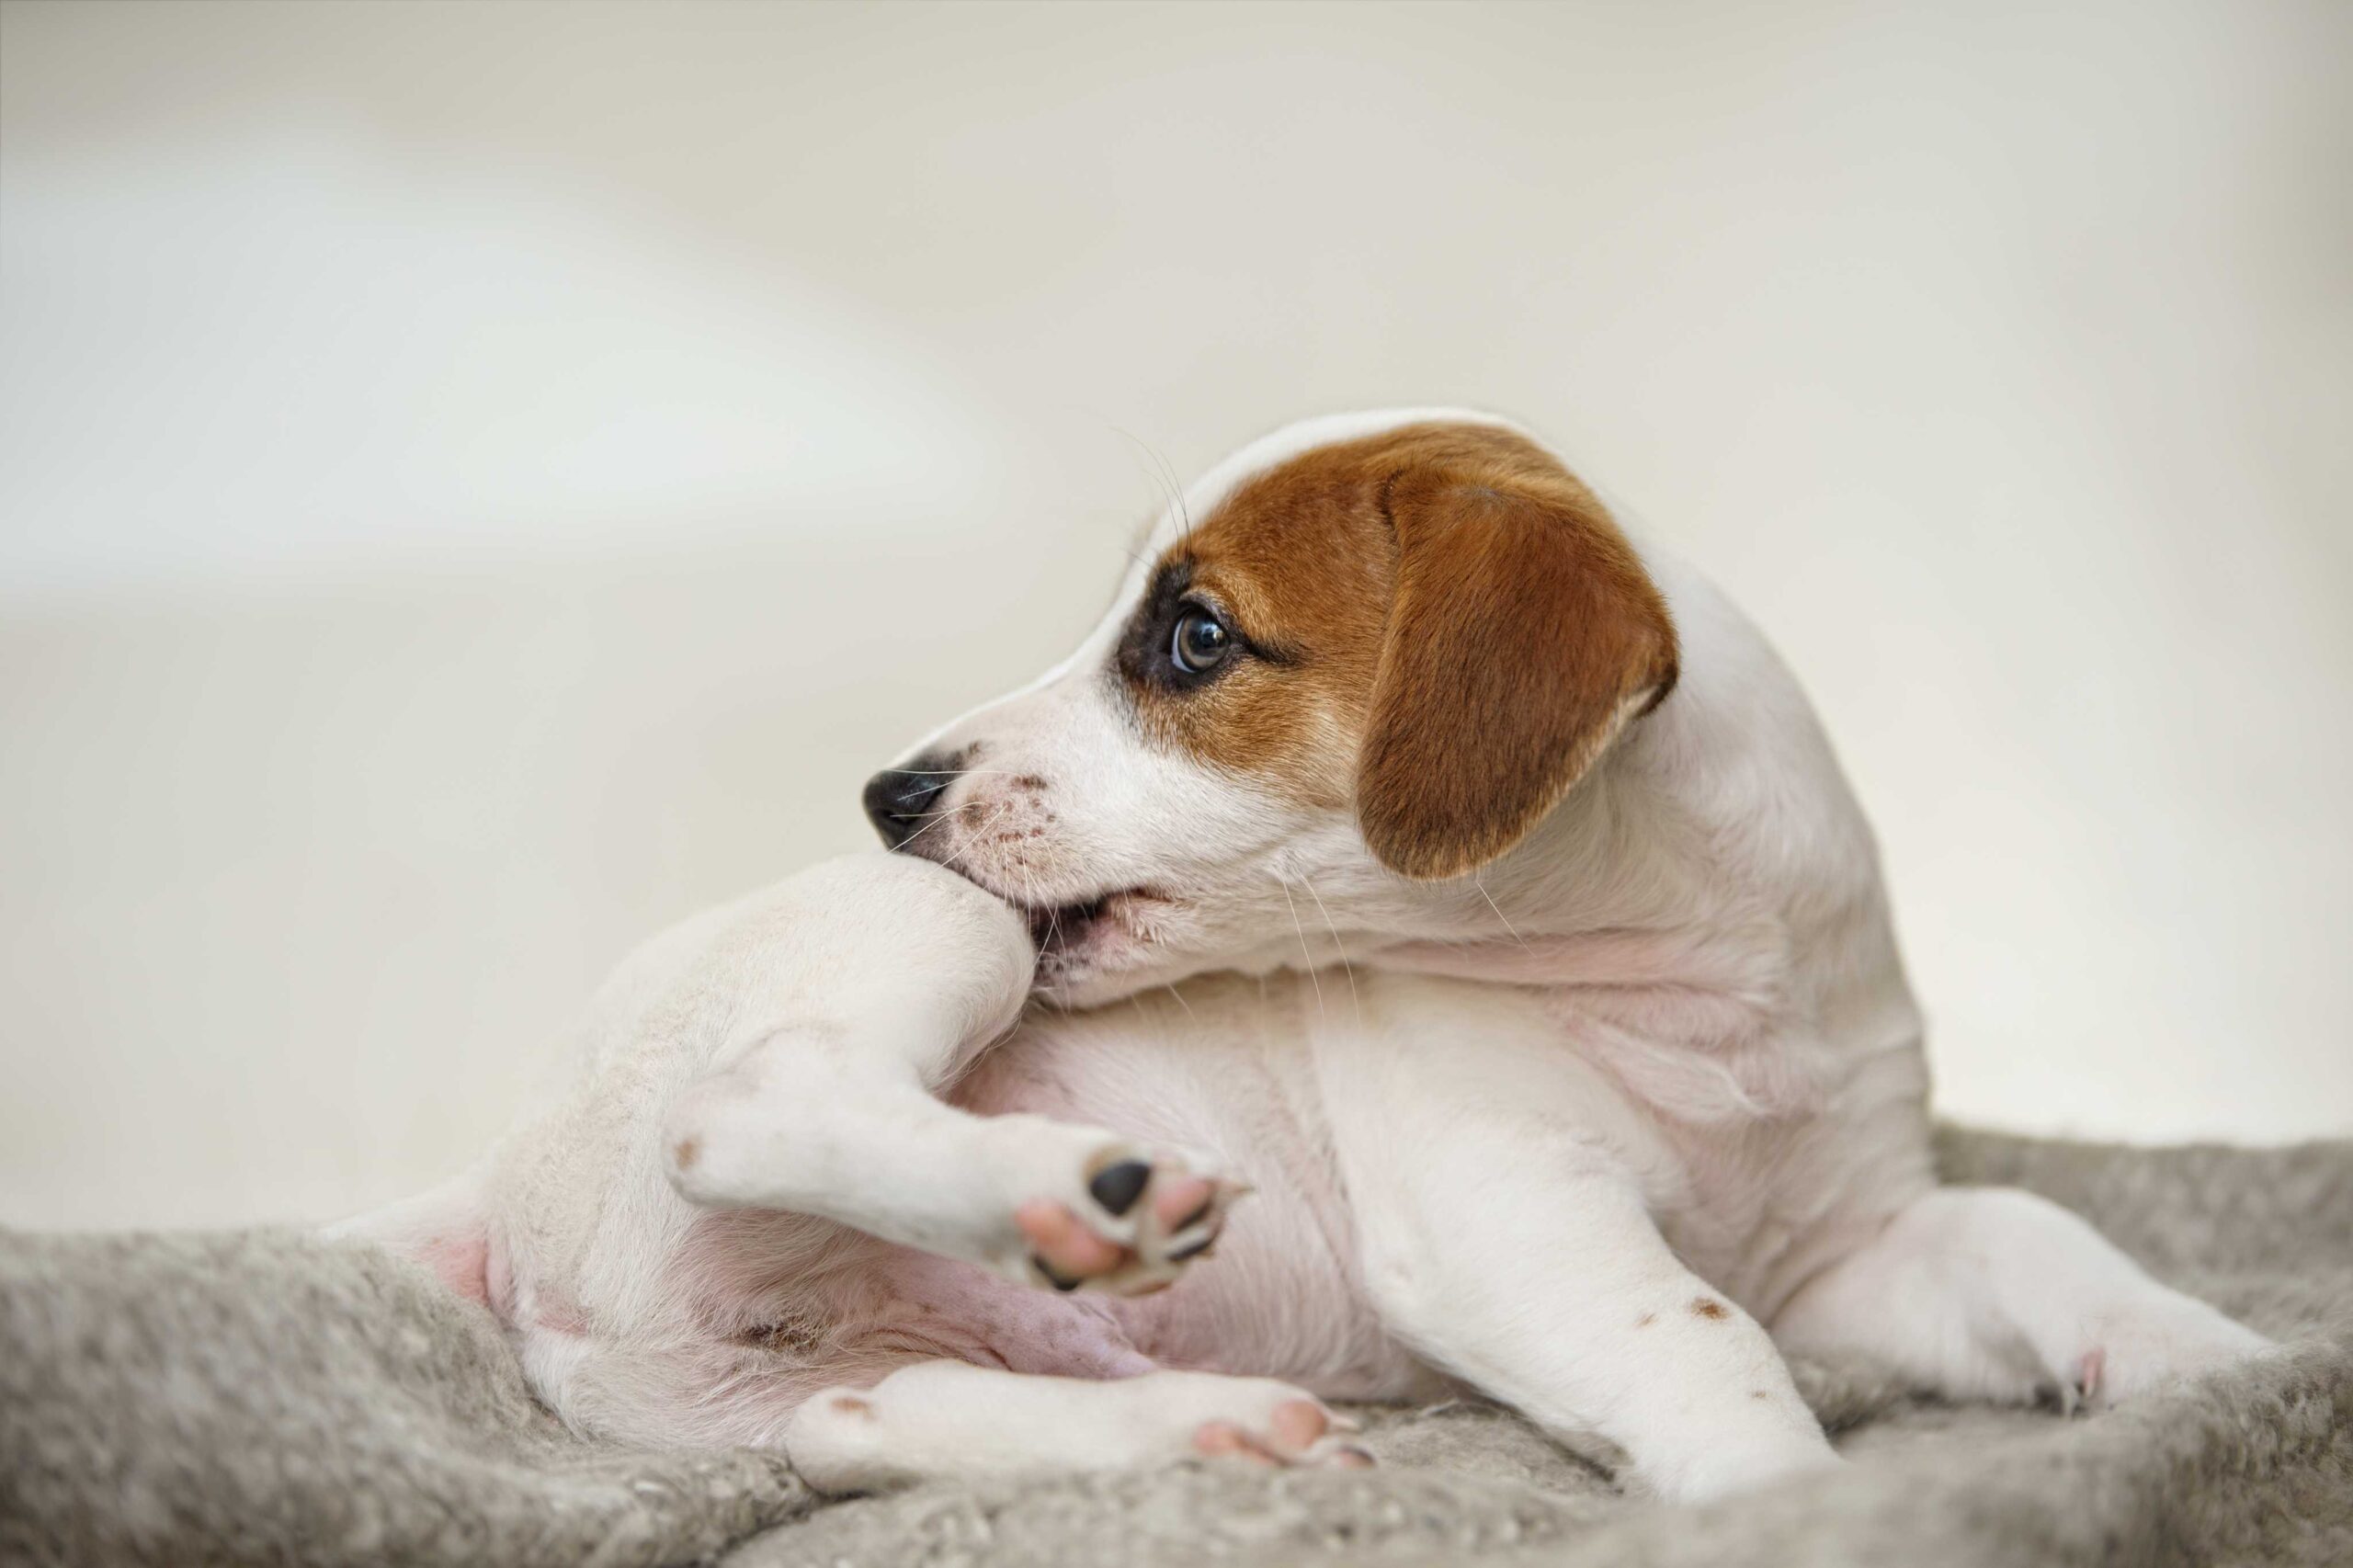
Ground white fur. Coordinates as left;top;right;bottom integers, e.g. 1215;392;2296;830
787;1362;1365;1492
347;411;2272;1506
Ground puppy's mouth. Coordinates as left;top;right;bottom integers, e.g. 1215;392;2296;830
954;877;1176;983
1017;887;1166;956
1023;895;1108;953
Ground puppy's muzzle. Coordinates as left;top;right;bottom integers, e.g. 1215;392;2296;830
862;760;955;850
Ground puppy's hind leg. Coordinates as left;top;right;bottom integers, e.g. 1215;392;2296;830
526;1319;1366;1487
662;855;1243;1296
1772;1186;2272;1411
525;1330;886;1452
784;1360;1372;1494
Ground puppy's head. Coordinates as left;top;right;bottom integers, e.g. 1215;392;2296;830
863;411;1678;1005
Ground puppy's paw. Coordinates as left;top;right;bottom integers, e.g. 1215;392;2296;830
1191;1397;1375;1471
1657;1438;1844;1505
1016;1146;1247;1298
2063;1297;2272;1412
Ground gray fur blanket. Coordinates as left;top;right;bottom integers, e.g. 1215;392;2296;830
5;1127;2348;1567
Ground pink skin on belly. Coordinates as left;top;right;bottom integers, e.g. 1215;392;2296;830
933;1015;1437;1403
832;1176;1428;1403
868;1250;1159;1379
601;986;1444;1421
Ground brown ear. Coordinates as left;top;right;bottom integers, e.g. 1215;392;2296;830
1356;461;1678;880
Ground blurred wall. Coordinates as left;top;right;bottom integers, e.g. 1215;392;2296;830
2;0;2347;1230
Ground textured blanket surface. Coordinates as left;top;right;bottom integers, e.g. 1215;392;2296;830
5;1127;2348;1567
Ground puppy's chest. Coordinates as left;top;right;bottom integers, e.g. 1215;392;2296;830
966;968;1921;1345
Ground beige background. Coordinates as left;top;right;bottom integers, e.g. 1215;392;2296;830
3;1;2347;1231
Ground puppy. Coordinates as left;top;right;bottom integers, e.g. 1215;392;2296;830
348;410;2268;1502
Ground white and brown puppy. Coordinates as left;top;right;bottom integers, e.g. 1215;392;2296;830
349;410;2268;1504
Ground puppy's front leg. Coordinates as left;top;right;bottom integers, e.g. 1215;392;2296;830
659;855;1238;1292
1318;983;1837;1504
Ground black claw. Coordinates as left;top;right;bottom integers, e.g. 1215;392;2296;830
1033;1256;1084;1292
1088;1159;1153;1217
1165;1235;1214;1264
1173;1197;1214;1234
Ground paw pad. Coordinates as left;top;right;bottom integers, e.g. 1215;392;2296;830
1087;1159;1153;1217
1017;1152;1245;1297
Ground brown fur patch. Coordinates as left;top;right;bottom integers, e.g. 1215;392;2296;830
1120;422;1677;876
1691;1297;1731;1321
671;1137;699;1172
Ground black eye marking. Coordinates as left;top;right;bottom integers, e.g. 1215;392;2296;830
1113;557;1296;696
1118;560;1231;691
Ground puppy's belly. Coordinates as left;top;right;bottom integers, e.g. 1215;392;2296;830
953;981;1444;1402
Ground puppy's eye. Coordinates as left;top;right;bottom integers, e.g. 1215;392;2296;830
1169;606;1233;676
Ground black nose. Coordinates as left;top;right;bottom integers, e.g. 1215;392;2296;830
862;762;954;849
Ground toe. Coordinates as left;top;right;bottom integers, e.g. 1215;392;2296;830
1154;1174;1216;1233
2077;1346;2107;1407
1017;1199;1126;1280
1193;1421;1282;1465
1192;1420;1245;1457
1269;1399;1329;1452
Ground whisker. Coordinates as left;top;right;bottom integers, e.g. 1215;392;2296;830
1277;877;1326;1028
875;785;1029;852
1152;440;1195;546
1013;860;1064;953
1473;873;1535;955
885;801;975;854
1300;875;1362;1027
1110;425;1187;546
1161;983;1197;1024
933;802;1015;874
